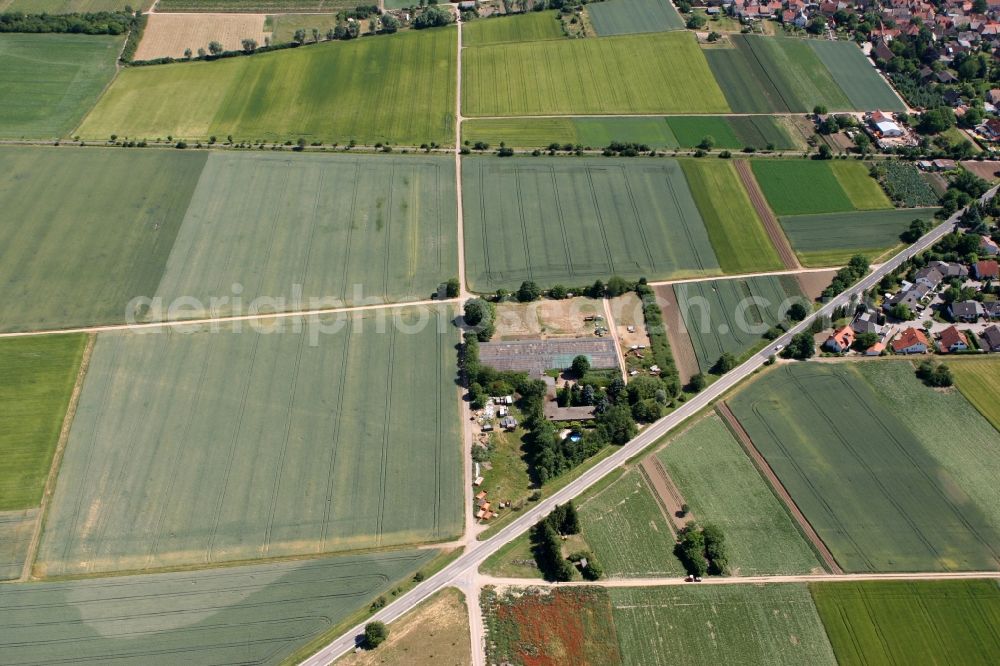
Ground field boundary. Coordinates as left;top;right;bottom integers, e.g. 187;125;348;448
734;159;799;270
716;401;843;574
21;333;95;581
639;456;690;532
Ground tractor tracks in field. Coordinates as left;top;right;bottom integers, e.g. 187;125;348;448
733;159;800;271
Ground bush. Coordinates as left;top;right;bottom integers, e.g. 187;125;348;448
363;621;389;649
916;361;953;387
782;331;815;360
517;280;542;302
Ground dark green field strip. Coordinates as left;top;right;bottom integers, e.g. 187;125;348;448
674;275;803;372
462;158;720;292
0;147;207;333
462;10;564;46
0;33;124;139
809;40;905;112
745;36;851;112
0;549;436;664
612;585;837;666
152;152;457;317
750;160;854;216
588;0;684;36
811;580;1000;666
666;116;740;148
461;117;680;149
575;117;680;148
779;208;937;259
0;509;37;580
728;116;797;150
705;44;790;114
0;335;86;511
730;363;1000;572
38;308;462;576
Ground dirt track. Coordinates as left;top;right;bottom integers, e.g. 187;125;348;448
640;457;692;532
734;160;801;271
715;402;844;575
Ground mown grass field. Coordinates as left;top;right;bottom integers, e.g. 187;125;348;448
587;0;684;36
0;335;86;511
0;146;206;333
811;580;1000;666
673;275;804;372
79;28;457;146
657;415;822;575
578;470;685;577
462;158;721;291
666;116;796;150
462;32;729;116
462;10;563;46
679;159;783;274
0;549;437;664
38;307;462;576
809;39;906;111
611;585;836;666
462;116;681;149
751;159;856;216
0;34;123;139
829;160;893;210
779;208;937;267
153;152;457;317
951;358;1000;432
729;363;1000;572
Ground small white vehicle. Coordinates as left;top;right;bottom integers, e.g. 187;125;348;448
774;344;785;353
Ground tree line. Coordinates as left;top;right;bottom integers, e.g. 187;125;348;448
0;10;135;34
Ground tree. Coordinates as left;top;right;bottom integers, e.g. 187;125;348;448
816;144;833;160
293;28;306;43
813;105;828;116
916;361;953;387
900;218;931;243
889;302;914;321
382;14;400;33
241;38;257;54
787;302;809;321
698;135;715;150
208;41;223;55
626;375;660;404
413;6;453;28
444;277;460;298
595;404;638;445
517;280;542;302
464;298;487;326
549;284;569;300
570;355;591;377
631;398;662;423
854;132;870;155
675;524;707;577
606;275;629;297
688;373;707;392
853;331;879;351
183;48;192;59
973;0;988;12
711;352;737;375
807;16;827;35
363;621;389;649
686;13;706;29
197;47;206;58
917;107;955;134
312;27;320;42
782;331;815;360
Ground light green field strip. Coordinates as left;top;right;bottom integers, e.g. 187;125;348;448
657;415;822;575
809;39;906;112
578;470;685;577
729;363;1000;572
611;585;836;666
747;36;852;112
952;358;1000;432
811;580;1000;666
78;28;457;146
37;307;462;576
462;31;729;116
0;508;37;581
462;157;721;292
587;0;684;36
0;147;207;333
462;10;564;46
152;152;457;317
0;334;86;511
0;33;124;139
829;161;893;210
750;159;855;216
679;159;783;274
461;116;680;149
0;549;437;664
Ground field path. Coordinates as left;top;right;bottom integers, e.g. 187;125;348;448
734;159;800;270
639;456;692;532
716;402;844;574
602;298;628;382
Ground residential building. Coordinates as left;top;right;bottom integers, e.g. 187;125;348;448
892;327;930;354
981;235;1000;256
949;300;984;321
981;324;1000;351
824;325;856;353
975;260;999;279
938;325;970;352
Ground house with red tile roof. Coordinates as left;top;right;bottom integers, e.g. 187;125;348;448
938;325;970;352
892;327;930;354
824;325;856;353
975;259;999;279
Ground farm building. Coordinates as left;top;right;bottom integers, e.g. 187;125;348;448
544;403;596;422
478;338;620;376
938;326;969;353
824;326;855;353
891;327;929;354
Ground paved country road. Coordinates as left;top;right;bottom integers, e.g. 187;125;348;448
300;186;999;665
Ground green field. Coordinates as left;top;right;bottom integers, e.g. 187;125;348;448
0;334;86;511
673;275;805;372
0;549;437;664
462;11;563;46
751;159;856;216
779;208;937;266
462;158;721;291
156;0;353;10
952;358;1000;432
578;470;685;577
267;13;340;44
0;0;151;9
809;39;906;111
811;580;1000;666
0;33;124;139
0;508;36;580
152;152;457;317
729;363;1000;572
587;0;684;36
78;28;457;146
611;585;836;666
657;415;822;575
829;160;893;209
462;31;729;116
38;307;462;576
0;146;206;333
666;116;797;150
679;160;783;273
462;116;681;149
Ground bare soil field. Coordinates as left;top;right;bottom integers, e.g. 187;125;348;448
796;269;838;302
652;284;699;385
493;296;604;340
960;160;1000;181
134;13;268;61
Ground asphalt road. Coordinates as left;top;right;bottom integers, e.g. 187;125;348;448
300;185;998;665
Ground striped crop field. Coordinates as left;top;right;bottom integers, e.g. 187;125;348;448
462;10;564;46
37;306;462;576
462;31;729;116
587;0;684;36
462;157;721;291
952;358;1000;432
779;208;937;266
